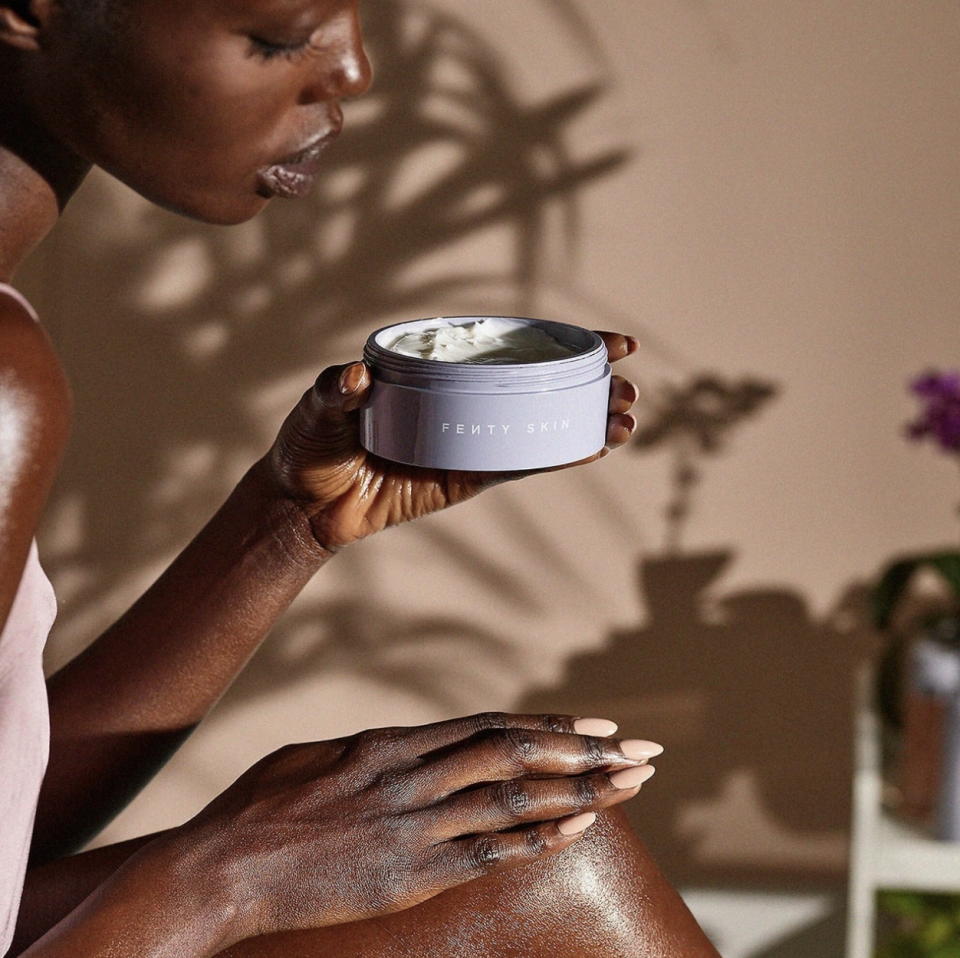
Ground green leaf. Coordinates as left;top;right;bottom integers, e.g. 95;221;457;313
880;890;932;917
922;914;953;946
873;553;960;630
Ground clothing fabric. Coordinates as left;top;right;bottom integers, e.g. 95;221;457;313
0;283;55;953
0;543;55;953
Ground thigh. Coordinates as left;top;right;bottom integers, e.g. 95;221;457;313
217;808;719;958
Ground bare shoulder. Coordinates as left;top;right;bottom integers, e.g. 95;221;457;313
0;290;71;469
0;291;71;624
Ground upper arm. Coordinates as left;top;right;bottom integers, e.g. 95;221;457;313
0;296;71;631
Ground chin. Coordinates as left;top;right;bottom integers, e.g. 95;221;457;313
157;193;272;226
122;175;272;226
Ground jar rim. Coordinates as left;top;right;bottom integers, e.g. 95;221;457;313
364;316;607;385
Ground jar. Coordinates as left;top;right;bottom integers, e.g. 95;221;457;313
360;316;611;471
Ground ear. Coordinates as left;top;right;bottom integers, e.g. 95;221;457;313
0;0;55;51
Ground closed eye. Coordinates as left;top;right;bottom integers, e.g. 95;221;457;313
248;35;313;62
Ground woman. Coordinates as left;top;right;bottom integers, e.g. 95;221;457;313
0;0;719;954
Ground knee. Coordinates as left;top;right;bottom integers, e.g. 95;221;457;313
220;807;717;958
450;806;717;957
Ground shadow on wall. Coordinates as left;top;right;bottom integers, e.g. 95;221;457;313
34;0;627;672
521;372;878;887
27;0;875;890
522;551;875;888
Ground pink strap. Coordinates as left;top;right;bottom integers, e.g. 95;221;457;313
0;283;39;322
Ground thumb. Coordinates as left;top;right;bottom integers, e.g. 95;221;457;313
312;361;372;416
272;361;371;474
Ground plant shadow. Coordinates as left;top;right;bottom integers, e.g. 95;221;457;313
521;549;877;887
31;0;628;696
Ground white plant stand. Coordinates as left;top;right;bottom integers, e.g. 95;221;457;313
847;664;960;957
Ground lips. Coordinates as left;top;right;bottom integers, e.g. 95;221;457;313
257;130;340;199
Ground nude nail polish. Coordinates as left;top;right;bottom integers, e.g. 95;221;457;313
339;363;365;395
573;718;619;737
558;811;597;836
609;765;656;790
619;739;664;761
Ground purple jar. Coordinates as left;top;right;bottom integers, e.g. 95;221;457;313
360;316;611;471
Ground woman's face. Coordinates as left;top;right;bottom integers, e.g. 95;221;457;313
34;0;372;223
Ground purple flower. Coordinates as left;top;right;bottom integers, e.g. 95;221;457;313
907;369;960;453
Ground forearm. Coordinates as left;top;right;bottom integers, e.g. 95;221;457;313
16;833;238;958
33;458;330;860
14;835;160;954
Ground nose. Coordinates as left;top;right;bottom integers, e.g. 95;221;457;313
300;6;373;104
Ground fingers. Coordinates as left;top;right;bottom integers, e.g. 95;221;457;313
606;411;637;451
385;711;590;755
425;765;657;840
427;819;590;887
312;361;372;415
595;331;640;364
426;775;654;886
338;713;617;785
609;374;639;415
399;726;646;804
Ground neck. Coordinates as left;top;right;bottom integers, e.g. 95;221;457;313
0;50;90;282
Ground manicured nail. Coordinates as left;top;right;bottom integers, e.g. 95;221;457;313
558;811;597;836
338;363;365;395
619;740;664;761
609;765;656;790
573;718;618;737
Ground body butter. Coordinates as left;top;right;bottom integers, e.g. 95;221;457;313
360;316;610;471
385;317;576;365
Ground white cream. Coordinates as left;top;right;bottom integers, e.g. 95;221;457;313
385;317;576;364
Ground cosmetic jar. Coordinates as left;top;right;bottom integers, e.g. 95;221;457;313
360;316;611;471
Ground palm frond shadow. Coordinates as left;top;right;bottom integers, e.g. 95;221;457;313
227;599;521;713
38;0;633;699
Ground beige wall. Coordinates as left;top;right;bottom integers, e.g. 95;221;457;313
22;0;960;888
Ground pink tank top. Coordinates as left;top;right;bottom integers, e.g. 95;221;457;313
0;547;55;953
0;284;57;952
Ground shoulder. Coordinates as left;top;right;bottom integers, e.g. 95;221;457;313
0;290;71;441
0;291;70;626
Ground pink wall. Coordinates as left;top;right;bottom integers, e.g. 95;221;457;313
24;0;960;887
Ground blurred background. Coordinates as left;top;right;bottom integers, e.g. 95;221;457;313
20;1;960;955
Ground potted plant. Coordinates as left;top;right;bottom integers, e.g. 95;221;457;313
873;370;960;837
877;889;960;958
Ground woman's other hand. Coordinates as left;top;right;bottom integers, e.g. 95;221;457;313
175;712;660;943
264;332;639;552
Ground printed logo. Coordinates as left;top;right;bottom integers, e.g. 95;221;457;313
440;420;572;438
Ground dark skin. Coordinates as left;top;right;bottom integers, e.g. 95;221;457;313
0;0;720;954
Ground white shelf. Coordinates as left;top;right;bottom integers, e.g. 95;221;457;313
846;664;960;958
875;810;960;891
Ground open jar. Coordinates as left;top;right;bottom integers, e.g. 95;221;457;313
360;316;611;471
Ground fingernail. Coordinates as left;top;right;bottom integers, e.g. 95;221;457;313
338;363;364;395
619;740;664;761
626;336;640;354
558;811;597;836
609;765;656;790
573;718;618;737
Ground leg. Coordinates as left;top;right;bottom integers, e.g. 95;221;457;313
217;808;719;958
